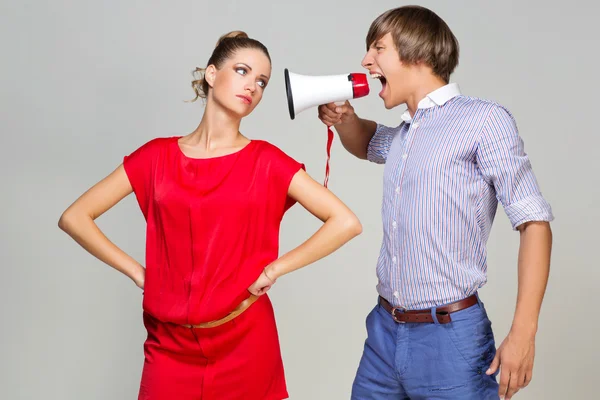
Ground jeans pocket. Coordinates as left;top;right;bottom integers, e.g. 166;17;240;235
363;305;379;335
444;306;496;374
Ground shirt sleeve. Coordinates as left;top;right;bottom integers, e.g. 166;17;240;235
476;105;554;230
123;139;158;219
367;123;398;164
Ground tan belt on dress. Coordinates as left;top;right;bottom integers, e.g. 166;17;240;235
181;294;260;329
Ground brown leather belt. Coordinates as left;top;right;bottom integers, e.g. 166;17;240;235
181;294;259;329
379;294;478;325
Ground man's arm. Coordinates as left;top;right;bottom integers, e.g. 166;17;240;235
486;221;552;399
513;221;552;338
476;105;554;399
318;101;378;159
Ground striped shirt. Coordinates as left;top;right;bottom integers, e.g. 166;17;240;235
367;83;554;310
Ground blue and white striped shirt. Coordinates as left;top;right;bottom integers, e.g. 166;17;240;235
368;83;554;310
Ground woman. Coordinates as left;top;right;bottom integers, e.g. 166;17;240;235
58;31;362;399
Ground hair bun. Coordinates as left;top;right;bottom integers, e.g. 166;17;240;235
215;31;249;48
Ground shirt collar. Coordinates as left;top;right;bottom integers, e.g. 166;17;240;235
400;83;461;123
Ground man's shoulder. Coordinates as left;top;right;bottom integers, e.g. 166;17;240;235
451;95;515;120
375;122;405;132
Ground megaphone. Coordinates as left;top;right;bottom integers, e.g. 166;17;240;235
284;69;370;119
283;69;370;188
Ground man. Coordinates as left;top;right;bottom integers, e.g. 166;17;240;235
318;6;553;399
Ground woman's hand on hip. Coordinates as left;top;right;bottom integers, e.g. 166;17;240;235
248;267;276;296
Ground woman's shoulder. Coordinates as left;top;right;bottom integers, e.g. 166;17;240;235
140;136;178;149
250;139;305;171
251;139;293;159
124;136;178;165
128;136;177;154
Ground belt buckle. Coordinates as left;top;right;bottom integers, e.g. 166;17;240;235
391;306;406;323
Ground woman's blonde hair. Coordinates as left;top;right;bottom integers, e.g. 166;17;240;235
190;31;271;102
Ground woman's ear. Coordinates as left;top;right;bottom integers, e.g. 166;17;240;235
204;65;217;89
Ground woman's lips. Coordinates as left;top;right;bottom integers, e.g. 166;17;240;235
236;95;252;104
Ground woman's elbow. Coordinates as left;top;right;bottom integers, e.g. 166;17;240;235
58;210;72;232
343;213;363;238
58;208;80;234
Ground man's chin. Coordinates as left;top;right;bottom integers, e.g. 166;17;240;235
382;97;400;110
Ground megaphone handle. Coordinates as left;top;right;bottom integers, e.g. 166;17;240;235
324;126;334;188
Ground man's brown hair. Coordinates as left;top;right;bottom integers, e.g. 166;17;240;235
366;6;459;83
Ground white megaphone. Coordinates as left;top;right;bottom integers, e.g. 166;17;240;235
283;69;370;188
284;68;370;119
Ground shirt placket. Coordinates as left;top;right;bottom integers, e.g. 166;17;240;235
391;110;423;307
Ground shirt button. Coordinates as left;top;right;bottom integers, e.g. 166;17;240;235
394;291;400;298
413;122;420;128
392;256;397;263
395;187;400;194
402;154;408;159
392;221;397;229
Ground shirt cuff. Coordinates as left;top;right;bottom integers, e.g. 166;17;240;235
504;194;554;230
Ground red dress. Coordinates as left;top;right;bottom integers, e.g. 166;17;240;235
123;136;304;399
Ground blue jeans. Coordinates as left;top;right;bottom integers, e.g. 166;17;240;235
351;296;500;399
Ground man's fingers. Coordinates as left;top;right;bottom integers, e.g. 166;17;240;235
324;102;338;111
524;361;534;386
523;371;532;387
321;116;340;125
505;371;521;399
318;114;341;127
486;353;500;375
320;104;341;119
498;369;509;399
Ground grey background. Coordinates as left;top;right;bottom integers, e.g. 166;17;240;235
1;0;598;399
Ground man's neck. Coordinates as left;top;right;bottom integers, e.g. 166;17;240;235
405;75;447;117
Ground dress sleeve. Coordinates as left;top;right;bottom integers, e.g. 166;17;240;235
267;144;305;214
123;139;158;219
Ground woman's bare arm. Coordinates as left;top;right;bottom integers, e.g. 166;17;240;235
58;164;145;288
248;169;362;295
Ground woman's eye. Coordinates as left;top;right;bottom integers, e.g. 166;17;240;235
236;68;247;75
258;81;266;88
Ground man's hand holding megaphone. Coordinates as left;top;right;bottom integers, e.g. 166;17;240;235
317;100;357;128
316;100;378;161
284;69;372;184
